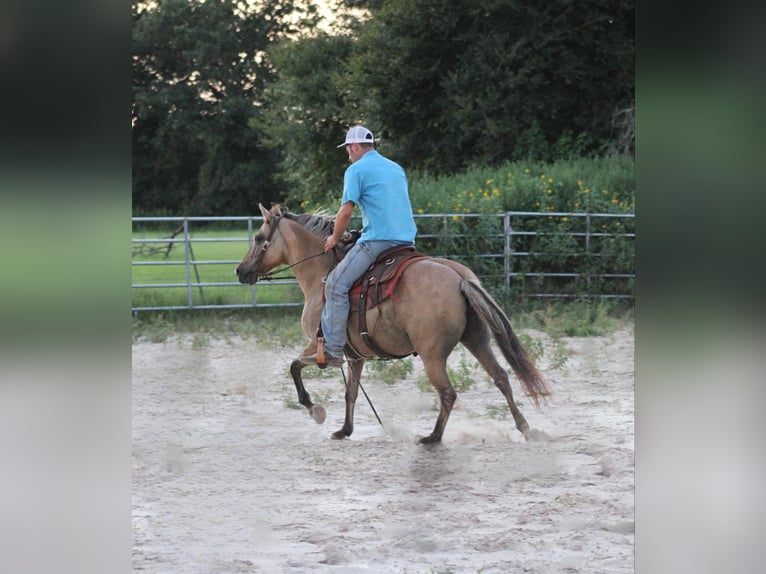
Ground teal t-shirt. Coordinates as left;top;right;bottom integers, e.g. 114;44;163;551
340;150;417;243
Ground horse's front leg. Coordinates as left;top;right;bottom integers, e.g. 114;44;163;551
332;358;365;439
289;357;326;424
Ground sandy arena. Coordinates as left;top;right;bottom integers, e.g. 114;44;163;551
133;326;634;573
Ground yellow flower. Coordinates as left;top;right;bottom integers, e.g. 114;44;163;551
546;188;552;194
486;179;494;185
583;188;590;194
417;208;424;214
577;179;583;187
561;217;569;222
540;174;546;180
611;198;619;204
492;188;500;196
524;168;530;174
548;177;554;183
452;215;459;221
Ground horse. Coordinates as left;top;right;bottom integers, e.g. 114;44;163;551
236;204;550;444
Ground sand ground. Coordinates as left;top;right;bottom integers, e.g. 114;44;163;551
133;326;634;573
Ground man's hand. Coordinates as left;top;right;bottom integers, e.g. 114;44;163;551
325;201;354;252
324;235;339;252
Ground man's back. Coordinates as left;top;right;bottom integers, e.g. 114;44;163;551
341;150;416;243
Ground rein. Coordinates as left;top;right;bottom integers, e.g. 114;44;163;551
257;250;329;281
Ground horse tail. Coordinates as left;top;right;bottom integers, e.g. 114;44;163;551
459;279;551;408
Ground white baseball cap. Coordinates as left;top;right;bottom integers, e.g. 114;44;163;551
337;125;374;148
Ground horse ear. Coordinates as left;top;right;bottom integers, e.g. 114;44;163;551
259;203;271;222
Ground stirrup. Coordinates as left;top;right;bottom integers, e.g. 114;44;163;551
316;336;326;367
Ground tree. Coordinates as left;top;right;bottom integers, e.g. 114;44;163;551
259;33;355;207
347;0;634;171
132;0;318;215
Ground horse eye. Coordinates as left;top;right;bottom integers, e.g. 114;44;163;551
254;234;265;243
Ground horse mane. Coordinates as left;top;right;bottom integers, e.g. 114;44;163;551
281;208;336;239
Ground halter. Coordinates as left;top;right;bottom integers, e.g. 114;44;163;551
250;212;281;278
253;213;333;281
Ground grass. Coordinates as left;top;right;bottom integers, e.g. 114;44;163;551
132;307;307;346
132;227;303;308
511;297;632;338
365;358;414;384
132;299;632;345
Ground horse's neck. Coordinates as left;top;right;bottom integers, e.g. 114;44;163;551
283;222;331;298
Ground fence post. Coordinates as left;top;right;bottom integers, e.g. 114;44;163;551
248;217;256;307
183;219;193;307
442;215;449;254
585;213;592;293
504;212;511;290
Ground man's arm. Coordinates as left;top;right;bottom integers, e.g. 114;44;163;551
324;201;355;252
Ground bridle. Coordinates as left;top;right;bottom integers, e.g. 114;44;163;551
251;213;332;281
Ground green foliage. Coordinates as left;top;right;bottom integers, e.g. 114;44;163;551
133;157;634;307
485;404;511;420
517;333;544;364
518;331;571;370
345;0;634;174
408;157;634;298
132;0;633;215
132;308;306;345
283;394;303;410
448;355;478;392
133;312;175;343
416;353;477;393
260;33;355;207
365;358;414;385
549;338;572;370
132;0;318;215
520;299;630;338
408;156;634;214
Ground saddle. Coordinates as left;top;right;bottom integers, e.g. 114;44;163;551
322;238;429;360
349;244;428;359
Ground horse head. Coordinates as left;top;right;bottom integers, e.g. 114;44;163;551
236;203;287;284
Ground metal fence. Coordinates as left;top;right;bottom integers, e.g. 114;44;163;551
132;212;634;312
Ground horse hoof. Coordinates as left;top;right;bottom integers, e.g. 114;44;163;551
309;404;326;425
417;435;442;445
331;430;348;440
523;428;550;443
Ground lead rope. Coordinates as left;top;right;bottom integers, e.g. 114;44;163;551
340;364;383;427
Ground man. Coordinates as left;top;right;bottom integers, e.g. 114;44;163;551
301;125;417;367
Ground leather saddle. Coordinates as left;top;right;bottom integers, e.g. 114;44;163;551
348;244;426;309
331;237;429;360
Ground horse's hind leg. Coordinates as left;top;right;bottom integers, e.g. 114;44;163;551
289;358;326;424
461;323;531;437
419;356;458;444
332;358;364;440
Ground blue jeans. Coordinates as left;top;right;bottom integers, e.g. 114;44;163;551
321;240;411;356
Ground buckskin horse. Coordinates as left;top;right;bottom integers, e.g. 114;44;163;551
236;204;550;443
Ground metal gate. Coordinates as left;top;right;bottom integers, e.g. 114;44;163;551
132;212;634;312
